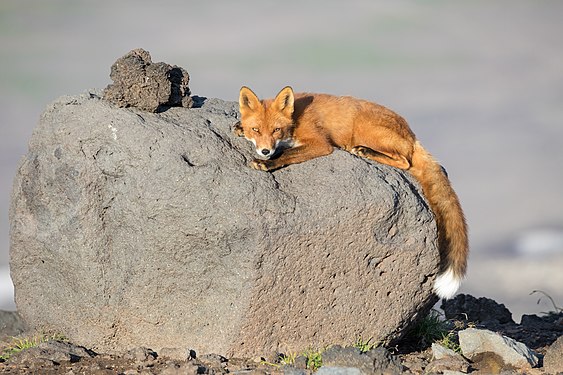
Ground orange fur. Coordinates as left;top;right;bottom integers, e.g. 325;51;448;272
237;86;468;299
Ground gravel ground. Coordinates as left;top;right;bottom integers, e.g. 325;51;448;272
1;295;561;374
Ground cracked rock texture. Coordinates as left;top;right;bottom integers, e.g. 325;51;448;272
10;92;439;357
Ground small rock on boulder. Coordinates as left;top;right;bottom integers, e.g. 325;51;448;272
103;48;192;112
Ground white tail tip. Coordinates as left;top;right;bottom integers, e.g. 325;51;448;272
433;268;462;299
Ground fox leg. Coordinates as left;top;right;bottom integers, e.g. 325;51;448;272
251;140;333;171
350;146;411;170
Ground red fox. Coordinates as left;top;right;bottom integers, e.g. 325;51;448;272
234;86;468;299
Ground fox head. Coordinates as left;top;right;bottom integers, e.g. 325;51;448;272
236;86;295;159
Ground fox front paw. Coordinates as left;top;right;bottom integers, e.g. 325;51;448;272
350;146;369;158
250;159;273;171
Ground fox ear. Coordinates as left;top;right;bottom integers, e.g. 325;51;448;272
274;86;294;116
239;86;261;114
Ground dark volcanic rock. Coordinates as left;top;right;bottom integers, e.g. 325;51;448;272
441;294;563;352
10;91;440;357
441;293;514;324
103;48;192;112
518;312;563;349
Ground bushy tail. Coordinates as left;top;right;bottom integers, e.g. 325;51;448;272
409;141;468;299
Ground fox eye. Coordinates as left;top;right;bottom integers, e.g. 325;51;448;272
273;128;281;133
251;127;259;133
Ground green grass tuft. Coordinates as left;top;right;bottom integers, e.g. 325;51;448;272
303;348;323;371
436;330;462;353
411;309;451;347
353;336;380;353
279;351;297;366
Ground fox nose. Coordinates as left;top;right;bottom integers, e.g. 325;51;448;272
261;149;271;156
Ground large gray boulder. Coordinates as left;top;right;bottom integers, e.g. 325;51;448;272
10;91;439;357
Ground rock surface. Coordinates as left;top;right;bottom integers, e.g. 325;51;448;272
10;91;439;357
103;48;192;112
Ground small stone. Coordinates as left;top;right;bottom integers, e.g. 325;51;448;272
8;348;51;365
427;357;470;374
226;357;254;372
292;355;308;370
199;353;228;371
366;347;404;374
431;343;461;360
282;366;308;375
38;340;96;362
159;362;201;375
469;352;508;374
316;367;362;375
199;352;227;363
321;345;402;375
400;354;426;374
322;345;367;369
159;348;190;361
458;328;538;369
123;347;157;362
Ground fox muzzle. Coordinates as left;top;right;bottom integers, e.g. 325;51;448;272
257;147;274;158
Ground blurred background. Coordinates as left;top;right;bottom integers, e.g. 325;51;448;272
1;0;562;320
